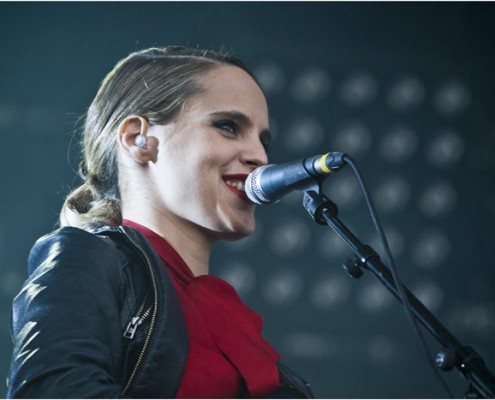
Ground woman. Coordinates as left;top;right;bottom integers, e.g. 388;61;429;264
7;46;314;398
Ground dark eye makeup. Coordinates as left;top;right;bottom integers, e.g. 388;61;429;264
213;119;238;134
260;131;271;151
211;114;271;152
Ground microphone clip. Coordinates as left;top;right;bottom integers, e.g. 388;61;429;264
302;189;338;225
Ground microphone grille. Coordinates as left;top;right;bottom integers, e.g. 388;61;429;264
245;166;271;205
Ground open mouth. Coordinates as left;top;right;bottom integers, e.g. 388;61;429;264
223;174;250;202
225;179;246;192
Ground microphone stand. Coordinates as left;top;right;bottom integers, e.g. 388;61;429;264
301;188;495;398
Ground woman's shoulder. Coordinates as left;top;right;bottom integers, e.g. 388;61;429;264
33;225;120;244
27;226;126;275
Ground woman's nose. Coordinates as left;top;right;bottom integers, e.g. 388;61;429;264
240;137;268;168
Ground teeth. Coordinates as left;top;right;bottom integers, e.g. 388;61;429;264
225;179;245;192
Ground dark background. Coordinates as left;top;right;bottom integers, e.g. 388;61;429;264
1;2;495;398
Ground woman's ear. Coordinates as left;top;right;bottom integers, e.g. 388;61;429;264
117;115;158;163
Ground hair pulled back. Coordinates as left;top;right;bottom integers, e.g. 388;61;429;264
60;46;255;230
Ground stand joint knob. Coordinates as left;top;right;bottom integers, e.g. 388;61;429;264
436;349;457;371
343;258;364;279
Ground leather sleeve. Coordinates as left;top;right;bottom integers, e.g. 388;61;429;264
7;227;127;398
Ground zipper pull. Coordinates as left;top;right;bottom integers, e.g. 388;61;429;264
123;316;143;339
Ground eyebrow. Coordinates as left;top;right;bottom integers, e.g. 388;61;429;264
208;110;272;145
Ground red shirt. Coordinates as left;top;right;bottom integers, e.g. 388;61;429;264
123;221;280;398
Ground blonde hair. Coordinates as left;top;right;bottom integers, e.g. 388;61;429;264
60;46;256;230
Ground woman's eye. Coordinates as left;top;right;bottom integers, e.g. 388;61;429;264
260;132;271;151
213;120;238;134
261;140;271;152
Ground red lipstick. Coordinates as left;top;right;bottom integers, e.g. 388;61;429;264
223;174;251;203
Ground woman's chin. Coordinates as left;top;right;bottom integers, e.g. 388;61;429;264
214;220;256;242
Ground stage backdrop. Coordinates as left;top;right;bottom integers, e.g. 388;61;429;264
1;3;494;398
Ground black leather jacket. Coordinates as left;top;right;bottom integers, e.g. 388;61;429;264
7;226;314;398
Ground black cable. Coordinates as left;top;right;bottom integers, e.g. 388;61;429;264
343;155;454;398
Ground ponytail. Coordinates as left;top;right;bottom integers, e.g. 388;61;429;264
59;162;121;229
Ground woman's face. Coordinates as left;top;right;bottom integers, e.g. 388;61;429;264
146;65;271;241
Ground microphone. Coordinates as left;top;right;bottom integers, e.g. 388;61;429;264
245;152;347;204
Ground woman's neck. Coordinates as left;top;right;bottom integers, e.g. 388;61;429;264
123;209;214;277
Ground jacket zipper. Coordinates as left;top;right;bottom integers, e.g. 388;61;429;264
119;226;159;396
123;306;152;339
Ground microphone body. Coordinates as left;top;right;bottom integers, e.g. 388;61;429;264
245;152;346;204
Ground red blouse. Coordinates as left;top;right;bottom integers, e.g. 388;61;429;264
123;221;280;398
